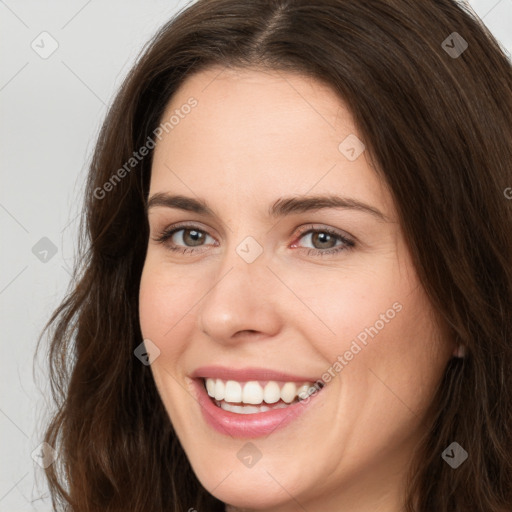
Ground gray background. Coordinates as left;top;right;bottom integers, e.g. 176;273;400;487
1;0;510;510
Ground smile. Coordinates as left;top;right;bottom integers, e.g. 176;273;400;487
206;378;319;412
191;367;325;437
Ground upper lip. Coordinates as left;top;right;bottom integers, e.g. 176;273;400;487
191;365;320;383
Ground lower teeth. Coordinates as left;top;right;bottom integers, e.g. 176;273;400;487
215;399;295;414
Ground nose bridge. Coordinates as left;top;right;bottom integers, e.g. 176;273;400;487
214;217;270;289
196;233;281;341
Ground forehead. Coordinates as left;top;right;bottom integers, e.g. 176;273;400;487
149;66;395;221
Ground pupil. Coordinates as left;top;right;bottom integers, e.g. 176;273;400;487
185;229;203;246
314;232;335;248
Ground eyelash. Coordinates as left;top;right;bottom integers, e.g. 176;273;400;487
153;222;355;257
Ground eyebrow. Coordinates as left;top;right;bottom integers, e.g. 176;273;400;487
146;193;390;222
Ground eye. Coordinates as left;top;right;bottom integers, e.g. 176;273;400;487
291;225;355;257
152;223;355;257
152;223;216;254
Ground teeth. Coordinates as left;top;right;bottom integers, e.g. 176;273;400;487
263;381;281;404
280;382;296;403
242;381;264;404
206;378;216;397
204;378;319;405
214;379;225;401
297;384;310;400
220;402;288;414
224;380;242;403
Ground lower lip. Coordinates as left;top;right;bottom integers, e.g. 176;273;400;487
191;379;322;438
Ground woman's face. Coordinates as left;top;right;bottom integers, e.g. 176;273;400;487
139;66;454;511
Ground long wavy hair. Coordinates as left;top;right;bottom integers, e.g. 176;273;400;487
37;0;512;510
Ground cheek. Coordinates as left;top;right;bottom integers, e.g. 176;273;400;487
337;284;449;442
138;262;194;416
139;265;165;340
138;260;188;361
138;257;217;373
139;258;194;335
283;258;405;356
309;250;448;418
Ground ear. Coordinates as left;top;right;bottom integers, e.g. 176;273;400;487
452;344;466;358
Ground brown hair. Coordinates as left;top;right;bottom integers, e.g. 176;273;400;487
38;0;512;510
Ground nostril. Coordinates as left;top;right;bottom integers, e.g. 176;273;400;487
235;330;259;337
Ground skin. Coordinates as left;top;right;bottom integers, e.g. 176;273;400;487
138;66;456;512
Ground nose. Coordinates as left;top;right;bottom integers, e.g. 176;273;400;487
196;246;283;346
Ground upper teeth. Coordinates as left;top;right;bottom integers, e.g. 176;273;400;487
204;378;316;405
